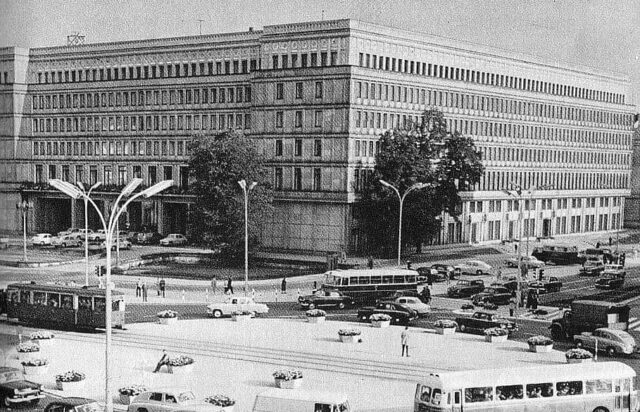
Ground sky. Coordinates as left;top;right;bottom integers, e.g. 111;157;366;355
1;0;638;109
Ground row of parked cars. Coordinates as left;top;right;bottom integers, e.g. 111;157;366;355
30;229;188;248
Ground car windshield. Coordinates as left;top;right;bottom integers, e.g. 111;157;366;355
0;370;20;383
179;391;196;402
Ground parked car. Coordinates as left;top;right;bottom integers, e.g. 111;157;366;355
0;366;44;407
101;238;132;250
387;289;431;304
471;287;511;306
160;233;188;246
52;234;82;248
430;263;456;280
88;229;107;242
30;233;53;246
528;276;563;293
492;278;528;294
454;260;492;276
573;328;637;356
136;231;163;245
298;290;355;310
504;255;545;269
579;258;606;276
44;397;101;412
392;296;430;316
595;266;626;289
207;296;269;318
447;279;485;298
455;311;517;335
128;389;220;412
70;229;94;240
357;301;418;325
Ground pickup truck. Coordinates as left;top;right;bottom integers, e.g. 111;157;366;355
454;311;518;335
357;301;418;325
528;276;563;294
447;279;485;298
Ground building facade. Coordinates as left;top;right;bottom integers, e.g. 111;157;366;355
0;19;635;253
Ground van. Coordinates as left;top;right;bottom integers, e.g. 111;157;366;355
252;388;352;412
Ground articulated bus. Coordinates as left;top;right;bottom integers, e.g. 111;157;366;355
322;268;418;303
414;361;636;412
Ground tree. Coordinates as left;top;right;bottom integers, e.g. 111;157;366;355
188;130;273;264
358;109;484;256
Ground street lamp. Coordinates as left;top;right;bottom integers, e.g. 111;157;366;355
238;179;257;296
16;200;34;262
50;178;173;412
77;182;102;286
379;180;430;267
503;187;524;315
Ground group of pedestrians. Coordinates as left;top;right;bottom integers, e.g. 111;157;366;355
135;277;166;301
210;275;235;295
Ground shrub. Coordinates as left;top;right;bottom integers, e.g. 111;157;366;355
56;370;85;382
118;384;147;396
272;369;303;381
433;319;457;328
204;395;236;407
305;309;327;317
157;310;178;318
21;358;48;367
17;342;40;353
527;335;553;346
565;348;593;360
338;329;361;336
167;355;194;367
370;313;392;322
484;327;509;337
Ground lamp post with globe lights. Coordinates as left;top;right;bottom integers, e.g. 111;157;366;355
76;182;102;286
16;200;33;262
238;179;257;296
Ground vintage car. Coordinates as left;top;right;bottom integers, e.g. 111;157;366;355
528;276;563;293
160;233;188;246
573;328;637;356
579;257;606;276
87;229;107;242
357;301;418;324
471;287;512;306
447;279;485;298
504;255;546;269
387;289;431;304
101;238;132;250
454;311;517;335
128;389;220;412
298;290;355;309
0;366;44;407
595;266;626;289
492;278;529;294
454;260;492;276
51;234;82;248
392;296;430;316
136;231;163;245
44;397;101;412
417;264;456;283
206;296;269;318
30;233;53;246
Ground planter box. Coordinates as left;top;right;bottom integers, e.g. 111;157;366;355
339;335;358;343
567;357;593;364
171;363;194;375
485;334;508;343
306;316;325;324
435;327;456;335
232;314;251;322
23;364;49;376
56;380;86;392
274;378;303;389
529;344;553;353
17;352;40;362
159;317;178;325
371;320;390;328
119;394;136;405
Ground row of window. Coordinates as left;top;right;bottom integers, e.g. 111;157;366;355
0;72;9;84
470;196;621;214
357;52;626;105
32;112;250;134
273;110;324;129
483;147;629;168
274;139;323;157
480;170;628;192
32;86;252;111
271;51;339;69
273;167;322;191
275;81;324;100
33;139;190;158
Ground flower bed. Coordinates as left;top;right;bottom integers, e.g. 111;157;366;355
205;394;236;411
273;369;303;389
168;355;195;374
527;335;554;353
119;384;148;405
484;327;509;343
30;331;55;349
370;314;392;328
565;348;593;363
338;328;361;343
56;370;86;391
22;358;49;376
305;309;327;323
17;341;40;362
433;319;457;335
157;310;178;325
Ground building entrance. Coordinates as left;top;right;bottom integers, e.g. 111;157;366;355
542;219;552;238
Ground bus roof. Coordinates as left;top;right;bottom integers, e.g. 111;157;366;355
325;268;417;277
256;388;348;403
7;282;124;297
425;362;634;390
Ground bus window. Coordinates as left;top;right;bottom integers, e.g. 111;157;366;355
20;290;30;304
7;289;18;303
418;385;432;402
526;383;552;398
556;381;583;396
358;276;369;285
313;403;331;412
61;294;73;309
496;385;523;400
94;297;106;312
79;296;92;310
393;275;405;284
47;293;60;307
371;276;381;284
350;277;358;285
465;387;493;403
407;275;416;283
33;292;46;306
431;389;442;405
112;299;120;311
586;379;612;394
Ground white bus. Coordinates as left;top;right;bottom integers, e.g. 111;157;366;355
414;361;636;412
322;268;418;303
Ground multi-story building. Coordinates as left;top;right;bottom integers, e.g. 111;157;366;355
0;19;635;253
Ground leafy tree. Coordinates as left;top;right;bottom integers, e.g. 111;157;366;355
358;109;484;256
187;130;273;263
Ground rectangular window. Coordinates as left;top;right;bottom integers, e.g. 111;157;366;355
275;140;283;156
295;111;303;128
314;139;322;157
276;83;284;100
315;81;323;98
274;167;283;190
275;111;284;128
294;168;302;190
295;82;303;99
313;168;321;191
294;139;302;156
314;110;322;127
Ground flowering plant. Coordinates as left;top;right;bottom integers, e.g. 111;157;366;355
204;395;236;407
30;331;54;340
21;358;48;367
118;384;148;396
167;355;194;367
565;348;593;360
434;319;458;328
305;309;327;317
17;342;40;353
370;313;392;322
527;335;553;346
338;328;361;336
157;310;178;318
484;327;509;337
272;369;303;381
56;370;85;382
232;310;253;316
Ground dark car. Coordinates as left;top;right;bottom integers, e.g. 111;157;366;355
579;258;606;276
447;279;485;298
136;231;163;245
417;264;456;283
0;366;44;407
528;276;563;294
298;290;355;310
455;311;518;335
471;287;512;306
387;289;431;304
492;278;528;294
44;397;101;412
596;265;626;289
357;301;418;325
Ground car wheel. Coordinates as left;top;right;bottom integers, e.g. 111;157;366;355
40;241;45;245
606;346;616;357
308;303;315;310
62;242;67;247
592;408;608;412
575;340;583;349
137;408;148;412
459;324;466;333
2;396;11;408
359;314;368;322
550;325;564;341
338;302;345;310
476;270;483;276
212;310;222;318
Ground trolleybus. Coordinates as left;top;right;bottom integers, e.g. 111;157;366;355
322;268;418;303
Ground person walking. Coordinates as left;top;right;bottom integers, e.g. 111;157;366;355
281;276;287;294
367;256;374;269
509;293;517;317
153;349;173;374
313;280;317;290
211;276;217;295
136;278;142;298
401;327;410;357
156;277;160;296
159;278;166;298
141;281;148;302
531;289;539;310
227;276;234;294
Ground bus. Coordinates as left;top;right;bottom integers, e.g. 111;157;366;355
414;361;636;412
532;244;584;266
5;282;125;330
322;268;418;303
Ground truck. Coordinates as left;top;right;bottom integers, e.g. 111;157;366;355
549;300;630;341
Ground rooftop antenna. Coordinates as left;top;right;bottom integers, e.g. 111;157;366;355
66;32;85;46
197;19;205;35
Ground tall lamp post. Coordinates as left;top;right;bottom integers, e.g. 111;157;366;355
16;200;34;262
503;186;525;314
238;179;257;296
50;178;173;412
379;180;429;267
77;182;102;286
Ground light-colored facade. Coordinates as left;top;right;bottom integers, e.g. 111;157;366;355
0;19;635;253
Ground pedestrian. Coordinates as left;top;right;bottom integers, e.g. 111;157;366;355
420;286;431;305
368;256;374;269
596;241;601;249
514;244;518;253
609;236;613;246
526;289;534;310
156;277;160;296
509;293;517;317
227;276;234;294
313;280;317;290
211;275;217;295
401;327;410;357
281;276;287;294
141;281;148;302
159;277;166;298
136;278;142;297
153;349;173;374
531;289;539;310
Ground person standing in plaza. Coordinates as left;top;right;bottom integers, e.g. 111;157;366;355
156;277;160;296
281;276;287;294
211;275;217;295
153;349;173;374
227;276;234;294
159;277;166;298
509;293;517;317
136;278;142;298
141;281;148;302
401;327;410;357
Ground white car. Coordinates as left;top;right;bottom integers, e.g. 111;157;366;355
101;238;132;250
51;234;82;248
128;389;220;412
573;328;637;356
160;234;188;246
30;233;53;246
206;296;269;318
393;296;430;316
454;260;493;276
88;229;107;242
